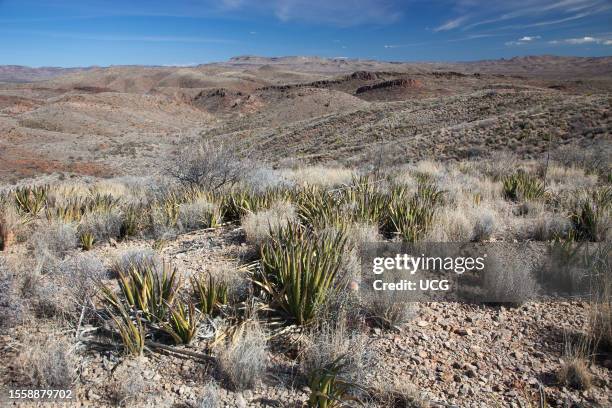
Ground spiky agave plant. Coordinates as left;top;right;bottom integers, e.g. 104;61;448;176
502;171;546;202
385;196;436;242
106;259;182;323
108;304;146;356
296;187;347;231
191;273;228;315
256;222;347;325
79;231;95;250
308;356;360;408
342;175;388;226
570;187;611;242
161;301;201;345
14;185;48;216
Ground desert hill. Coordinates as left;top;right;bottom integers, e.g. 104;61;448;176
0;55;610;183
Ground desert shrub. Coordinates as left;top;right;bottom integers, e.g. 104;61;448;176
168;139;246;191
77;209;123;243
307;359;353;408
218;322;267;391
241;201;296;247
111;360;147;406
16;336;75;388
590;301;611;353
502;171;546;202
115;248;159;273
588;245;611;352
31;221;78;268
0;258;28;328
382;183;443;242
344;221;380;249
471;208;497;242
178;199;222;231
242;167;295;193
0;204;20;251
198;381;220;408
552;142;611;177
120;204;148;238
29;278;74;319
301;319;371;386
58;253;107;305
257;223;347;325
342;175;388;225
482;257;537;305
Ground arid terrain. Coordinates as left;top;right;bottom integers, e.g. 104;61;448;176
1;55;610;183
0;55;610;408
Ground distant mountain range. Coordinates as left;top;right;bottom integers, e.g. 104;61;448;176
1;55;611;83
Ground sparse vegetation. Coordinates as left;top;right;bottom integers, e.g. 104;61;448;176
1;55;611;406
218;322;267;391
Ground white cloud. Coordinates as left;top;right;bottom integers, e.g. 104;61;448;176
505;35;542;46
549;36;612;45
434;16;468;32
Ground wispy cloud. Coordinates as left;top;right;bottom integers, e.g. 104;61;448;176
434;16;468;32
435;0;611;33
271;0;402;26
0;29;236;44
549;36;612;45
505;35;541;46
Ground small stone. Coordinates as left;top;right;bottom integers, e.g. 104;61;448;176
417;320;429;327
455;327;473;336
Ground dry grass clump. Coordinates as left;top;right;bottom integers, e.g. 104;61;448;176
482;257;537;305
217;321;268;391
78;209;123;243
31;221;77;262
178;198;222;231
471;207;497;242
16;335;75;388
301;319;371;386
58;253;107;304
426;205;472;242
241;201;296;247
282;166;354;188
531;213;571;241
557;339;592;390
544;165;598;192
110;359;148;406
0;257;28;328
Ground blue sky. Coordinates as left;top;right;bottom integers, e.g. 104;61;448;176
1;0;611;67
